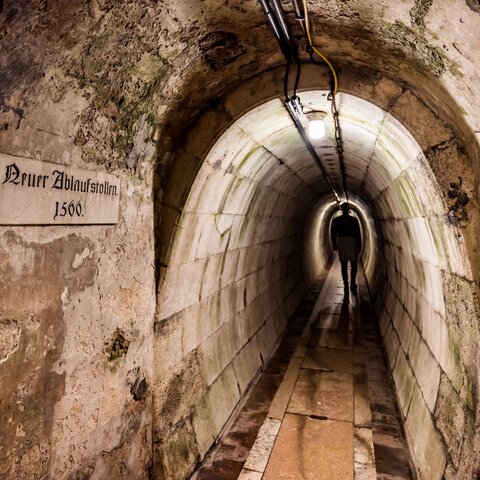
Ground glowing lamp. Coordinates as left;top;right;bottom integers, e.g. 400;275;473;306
307;111;327;139
308;119;325;139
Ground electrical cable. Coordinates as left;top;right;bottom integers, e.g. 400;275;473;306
259;0;342;203
292;61;301;99
259;0;293;61
292;0;307;35
284;61;291;100
301;0;347;201
284;99;341;203
302;0;338;96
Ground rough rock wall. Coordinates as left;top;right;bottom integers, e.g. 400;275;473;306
0;89;157;479
0;175;156;479
0;2;158;478
0;1;278;478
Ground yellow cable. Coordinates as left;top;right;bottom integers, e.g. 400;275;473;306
302;0;338;96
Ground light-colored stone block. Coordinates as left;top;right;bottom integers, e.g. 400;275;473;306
199;252;225;300
240;294;268;340
256;316;280;362
404;282;417;321
198;318;244;387
195;213;232;258
157;258;206;319
287;370;354;422
378;309;391;338
263;414;353;480
219;282;242;325
192;364;241;459
286;283;305;316
191;396;217;460
238;469;263;480
221;248;241;287
191;168;232;215
206;123;255;171
272;308;288;335
422;309;461;392
223;177;256;215
410;337;441;413
405;386;446;480
392;349;415;416
392;303;413;351
354;364;372;428
303;347;353;374
354;427;376;480
233;338;263;394
169;211;204;266
383;322;400;369
421;261;444;311
268;357;303;420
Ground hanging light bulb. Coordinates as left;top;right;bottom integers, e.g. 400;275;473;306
307;111;327;139
308;119;325;139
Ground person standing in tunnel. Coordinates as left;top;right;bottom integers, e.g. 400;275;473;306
330;202;362;295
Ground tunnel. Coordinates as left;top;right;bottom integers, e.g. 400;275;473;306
1;1;480;480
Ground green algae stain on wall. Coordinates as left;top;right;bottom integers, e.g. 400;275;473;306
410;0;434;29
380;21;462;78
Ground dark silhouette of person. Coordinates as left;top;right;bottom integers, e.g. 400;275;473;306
330;203;362;295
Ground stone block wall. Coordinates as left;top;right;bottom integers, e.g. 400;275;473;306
153;122;312;478
371;156;479;479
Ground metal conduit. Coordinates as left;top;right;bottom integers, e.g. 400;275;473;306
258;0;341;203
284;99;341;202
271;0;295;50
292;0;307;34
258;0;293;61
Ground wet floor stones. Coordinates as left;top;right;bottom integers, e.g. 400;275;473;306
191;261;414;479
190;277;325;480
360;302;414;479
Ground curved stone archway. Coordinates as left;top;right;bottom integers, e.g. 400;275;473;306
154;90;478;479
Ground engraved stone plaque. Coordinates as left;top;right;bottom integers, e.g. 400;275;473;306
0;153;120;225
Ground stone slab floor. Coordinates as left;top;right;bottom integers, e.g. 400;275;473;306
192;260;414;480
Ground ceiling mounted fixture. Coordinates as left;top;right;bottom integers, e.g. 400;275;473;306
258;0;348;203
306;111;327;139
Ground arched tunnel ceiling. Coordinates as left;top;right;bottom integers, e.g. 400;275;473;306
1;0;480;166
217;91;424;206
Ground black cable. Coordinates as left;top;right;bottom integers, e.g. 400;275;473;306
271;0;294;50
307;53;348;202
293;59;301;97
284;61;291;100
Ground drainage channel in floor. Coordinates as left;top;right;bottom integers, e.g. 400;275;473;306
192;260;414;480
